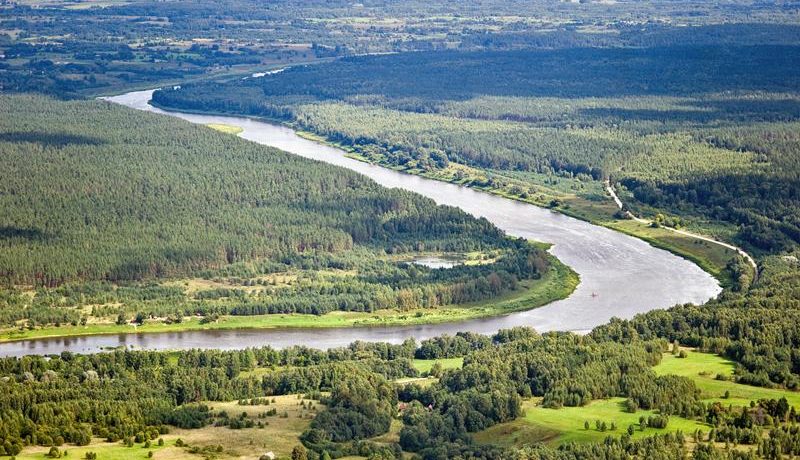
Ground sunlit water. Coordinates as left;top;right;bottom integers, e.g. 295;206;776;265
409;256;462;269
0;90;721;356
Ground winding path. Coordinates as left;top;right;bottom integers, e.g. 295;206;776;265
605;180;758;279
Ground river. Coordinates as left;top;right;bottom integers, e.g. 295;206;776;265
0;89;721;357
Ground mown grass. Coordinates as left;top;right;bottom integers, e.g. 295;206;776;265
475;397;708;448
654;350;800;408
0;254;578;343
476;350;800;449
412;357;464;374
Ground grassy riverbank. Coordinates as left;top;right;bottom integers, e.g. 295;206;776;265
295;129;738;287
206;123;244;135
148;98;735;284
1;94;577;345
0;255;578;343
155;105;737;286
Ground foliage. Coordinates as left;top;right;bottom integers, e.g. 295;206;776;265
0;95;552;329
155;46;800;254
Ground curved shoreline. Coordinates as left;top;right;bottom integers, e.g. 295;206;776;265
605;180;758;281
0;260;579;344
0;90;721;356
147;98;737;285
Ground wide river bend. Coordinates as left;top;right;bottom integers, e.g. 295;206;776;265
0;90;721;357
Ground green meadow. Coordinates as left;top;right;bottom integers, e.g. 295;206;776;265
475;350;799;448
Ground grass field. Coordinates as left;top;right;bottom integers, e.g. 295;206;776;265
18;395;317;460
0;255;578;343
474;397;708;448
393;357;465;386
654;350;800;408
412;357;464;374
205;123;244;135
18;439;180;460
475;350;799;448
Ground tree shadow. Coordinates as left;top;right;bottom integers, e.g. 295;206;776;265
0;226;51;242
0;131;107;147
578;98;800;125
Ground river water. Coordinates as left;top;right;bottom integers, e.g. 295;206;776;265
0;90;721;357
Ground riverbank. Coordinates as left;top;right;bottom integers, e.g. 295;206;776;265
34;89;718;356
291;129;742;287
145;97;737;286
0;257;578;344
605;181;758;282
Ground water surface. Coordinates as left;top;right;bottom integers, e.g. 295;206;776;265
409;256;463;269
0;90;721;356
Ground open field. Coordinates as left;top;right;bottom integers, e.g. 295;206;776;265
474;397;708;448
176;396;318;459
17;395;317;460
395;357;465;385
475;350;800;449
17;439;181;460
654;350;800;408
411;357;464;374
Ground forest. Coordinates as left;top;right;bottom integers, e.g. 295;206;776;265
3;0;800;97
153;44;800;255
0;95;560;335
3;1;800;459
4;294;800;459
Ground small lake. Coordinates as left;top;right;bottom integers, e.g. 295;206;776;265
409;256;463;269
0;90;721;357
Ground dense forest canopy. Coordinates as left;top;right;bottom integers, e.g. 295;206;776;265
154;44;800;255
0;94;520;285
160;46;800;101
3;0;800;96
4;304;800;459
0;95;557;331
3;1;800;459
